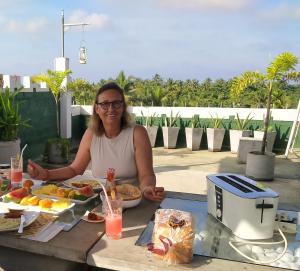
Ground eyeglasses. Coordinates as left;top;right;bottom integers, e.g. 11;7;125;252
96;100;123;110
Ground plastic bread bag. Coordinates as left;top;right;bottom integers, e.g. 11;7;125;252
147;209;195;264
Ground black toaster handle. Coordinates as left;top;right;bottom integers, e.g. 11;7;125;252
256;203;274;209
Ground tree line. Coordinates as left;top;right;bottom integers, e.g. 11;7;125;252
67;71;300;108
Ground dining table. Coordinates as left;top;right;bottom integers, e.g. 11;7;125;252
0;191;299;271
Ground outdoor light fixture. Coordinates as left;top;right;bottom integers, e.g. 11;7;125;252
79;46;87;64
61;10;90;64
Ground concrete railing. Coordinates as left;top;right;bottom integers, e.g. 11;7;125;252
71;105;298;122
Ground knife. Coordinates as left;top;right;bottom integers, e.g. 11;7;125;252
18;215;25;234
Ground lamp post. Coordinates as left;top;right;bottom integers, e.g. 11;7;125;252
56;10;90;139
61;10;90;62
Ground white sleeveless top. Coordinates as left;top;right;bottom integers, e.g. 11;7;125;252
90;125;138;183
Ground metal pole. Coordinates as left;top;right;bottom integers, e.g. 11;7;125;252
61;10;64;57
285;99;300;158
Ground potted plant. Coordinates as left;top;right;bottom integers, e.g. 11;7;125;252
253;117;277;152
33;69;72;164
231;52;300;180
0;88;30;163
141;111;158;148
206;114;225;152
229;113;253;153
162;111;180;149
185;115;204;151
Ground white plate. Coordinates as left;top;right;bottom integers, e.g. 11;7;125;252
63;176;105;192
81;211;105;223
0;210;39;232
99;178;121;183
0;200;75;215
31;191;99;205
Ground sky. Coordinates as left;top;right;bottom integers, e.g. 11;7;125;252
1;0;300;83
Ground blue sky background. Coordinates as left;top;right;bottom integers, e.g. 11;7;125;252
1;0;300;82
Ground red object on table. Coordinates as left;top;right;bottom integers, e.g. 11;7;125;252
106;168;115;182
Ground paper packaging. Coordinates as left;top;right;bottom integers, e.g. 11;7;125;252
148;209;194;264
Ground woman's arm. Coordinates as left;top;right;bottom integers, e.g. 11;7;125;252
133;125;165;201
28;129;93;181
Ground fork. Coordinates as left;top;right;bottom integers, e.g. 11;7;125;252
18;215;25;234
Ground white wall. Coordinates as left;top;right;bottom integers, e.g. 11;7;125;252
71;105;298;122
1;74;49;92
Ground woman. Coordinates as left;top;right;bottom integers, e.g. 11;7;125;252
28;82;165;202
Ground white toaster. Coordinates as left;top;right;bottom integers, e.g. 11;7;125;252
207;173;279;240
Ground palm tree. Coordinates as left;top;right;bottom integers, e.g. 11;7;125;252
115;71;134;93
33;69;72;137
231;52;300;154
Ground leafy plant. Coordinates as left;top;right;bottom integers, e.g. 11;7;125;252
187;115;201;128
231;52;300;154
33;69;72;137
163;111;180;127
235;113;253;130
0;88;31;141
67;78;95;105
141;111;157;127
209;114;223;129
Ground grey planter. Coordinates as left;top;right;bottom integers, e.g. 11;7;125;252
144;126;158;148
254;131;277;152
0;139;20;164
47;141;69;164
185;127;204;151
162;127;180;149
229;130;252;153
246;151;275;181
206;128;225;152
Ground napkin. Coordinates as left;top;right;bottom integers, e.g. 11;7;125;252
23;222;64;242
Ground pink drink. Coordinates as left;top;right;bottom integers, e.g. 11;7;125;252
11;169;22;183
106;213;122;239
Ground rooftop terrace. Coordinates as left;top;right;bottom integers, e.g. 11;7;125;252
153;148;300;207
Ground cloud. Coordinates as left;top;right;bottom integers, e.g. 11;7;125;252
259;3;300;22
5;18;48;33
157;0;252;12
66;10;110;30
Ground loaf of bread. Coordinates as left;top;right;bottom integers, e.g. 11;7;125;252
150;209;194;264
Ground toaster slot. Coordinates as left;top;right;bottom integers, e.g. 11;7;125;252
217;176;251;193
228;175;265;192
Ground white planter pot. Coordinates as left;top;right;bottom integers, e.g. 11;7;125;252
162;127;180;149
246;151;275;181
229;130;252;153
144;126;158;148
206;128;225;152
0;139;20;164
185;127;204;151
254;131;277;152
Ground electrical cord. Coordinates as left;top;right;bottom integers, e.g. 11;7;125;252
228;226;287;264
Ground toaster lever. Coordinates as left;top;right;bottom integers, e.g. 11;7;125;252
256;203;274;209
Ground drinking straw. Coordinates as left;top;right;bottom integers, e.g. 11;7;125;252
98;182;113;215
19;144;27;169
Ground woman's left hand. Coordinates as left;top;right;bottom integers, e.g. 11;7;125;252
142;186;165;202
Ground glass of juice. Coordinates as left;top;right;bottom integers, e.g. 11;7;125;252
10;157;23;189
101;192;122;240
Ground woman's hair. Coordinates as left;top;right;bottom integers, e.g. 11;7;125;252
89;82;131;136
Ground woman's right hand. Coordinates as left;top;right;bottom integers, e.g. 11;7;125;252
27;160;48;181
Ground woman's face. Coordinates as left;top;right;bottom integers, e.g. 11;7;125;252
95;89;124;126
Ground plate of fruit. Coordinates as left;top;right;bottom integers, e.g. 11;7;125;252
31;184;97;204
